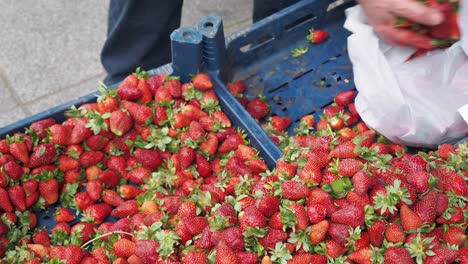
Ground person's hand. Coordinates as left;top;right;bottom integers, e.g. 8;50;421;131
357;0;444;49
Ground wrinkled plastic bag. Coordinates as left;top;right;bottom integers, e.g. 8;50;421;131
344;4;468;148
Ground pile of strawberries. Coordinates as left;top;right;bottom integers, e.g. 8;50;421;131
0;69;467;264
398;0;460;59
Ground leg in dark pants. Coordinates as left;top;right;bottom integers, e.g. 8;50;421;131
253;0;301;22
101;0;183;85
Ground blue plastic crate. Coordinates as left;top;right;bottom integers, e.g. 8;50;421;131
0;0;356;232
198;0;356;167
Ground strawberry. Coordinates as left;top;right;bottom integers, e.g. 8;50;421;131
288;203;308;231
414;190;437;224
200;133;218;156
101;189;124;207
183;251;209;264
406;171;429;193
74;191;94;210
329;141;358;158
258;228;287;250
438;143;456;160
134;148;162;171
86;180;102;201
32;229;51;247
227;81;246;95
179;146;195;169
137;78;152;104
400;204;422;231
4;160;23;180
28;143;56;168
154;86;173;103
385;223;405;243
0;188;13;212
128;167;151;185
307;29;329;44
310;220;329;244
85;135;109;151
256;195;280;217
58;155;80;172
84;203;112;224
352;170;372;195
8;185;26;211
195;153;212;178
326;240;346;258
218;133;244;154
121;100;153;124
246;97;269;120
215;240;239;264
335;90;356;106
134;240;159;263
238;205;267;231
459;247;468;264
111;200;139;218
109;110;133;136
48;124;73;145
193;73;213;91
383;247;413;264
270;116;291;132
424;245;459;264
49;245;84;264
30;118;56;139
367;220;385;247
98;169;120;187
80;151;104;167
55;207;75;222
119;184;142;199
348;248;372;264
281;180;310;200
297;156;322;185
39;178;59;206
213;111;231;128
338;158;363;177
443;226;466;246
8;140;29;164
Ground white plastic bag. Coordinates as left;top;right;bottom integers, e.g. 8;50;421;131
344;4;468;148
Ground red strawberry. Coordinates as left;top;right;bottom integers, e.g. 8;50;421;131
193;73;213;91
348;248;372;264
121;100;153;125
55;207;75;222
195;153;212;178
32;229;51;247
213;111;231;128
111;200;139;218
8;185;26;211
84;203;112;224
338;158;363;177
368;220;385;247
385;223;405;243
147;73;168;94
218;133;244;154
0;188;13;212
307;203;327;224
246;97;269;120
329;141;358;158
438;143;456;160
258;228;287;249
183;251;209;264
49;245;84;264
400;204;422;231
200;133;218;156
134;148;162;171
179;146;195;169
227;81;247;95
215;240;239;264
102;189;125;207
127;167;151;185
352;170;372;195
80;151;104;167
8;140;29;164
48;124;73;146
326;240;346;258
282;180;310;200
86;180;102;201
310;220;329;244
335;90;356;106
109;110;133;136
28;143;56;168
307;29;329;44
406;171;429;193
297;156;322;185
414;190;437;224
4;161;23;180
331;205;364;228
30;118;56;139
39;178;59;206
424;245;459;264
256;195;280;217
383;247;413;264
117;75;142;101
98;169;120;187
137;78;152;104
443;226;467;246
270;116;291;132
134;240;159;263
119;184;142;199
74;192;94;210
238;205;267;231
288;203;308;231
85;135;109;151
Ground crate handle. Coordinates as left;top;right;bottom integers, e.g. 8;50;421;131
170;27;204;83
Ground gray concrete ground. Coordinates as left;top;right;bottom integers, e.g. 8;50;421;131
0;0;252;128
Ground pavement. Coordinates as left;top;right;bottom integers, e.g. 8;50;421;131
0;0;253;128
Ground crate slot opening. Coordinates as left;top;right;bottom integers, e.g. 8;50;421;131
267;82;289;93
239;34;274;53
292;68;315;81
284;13;317;31
321;53;342;65
182;31;194;39
327;0;349;12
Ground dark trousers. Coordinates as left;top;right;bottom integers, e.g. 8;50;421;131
101;0;300;85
